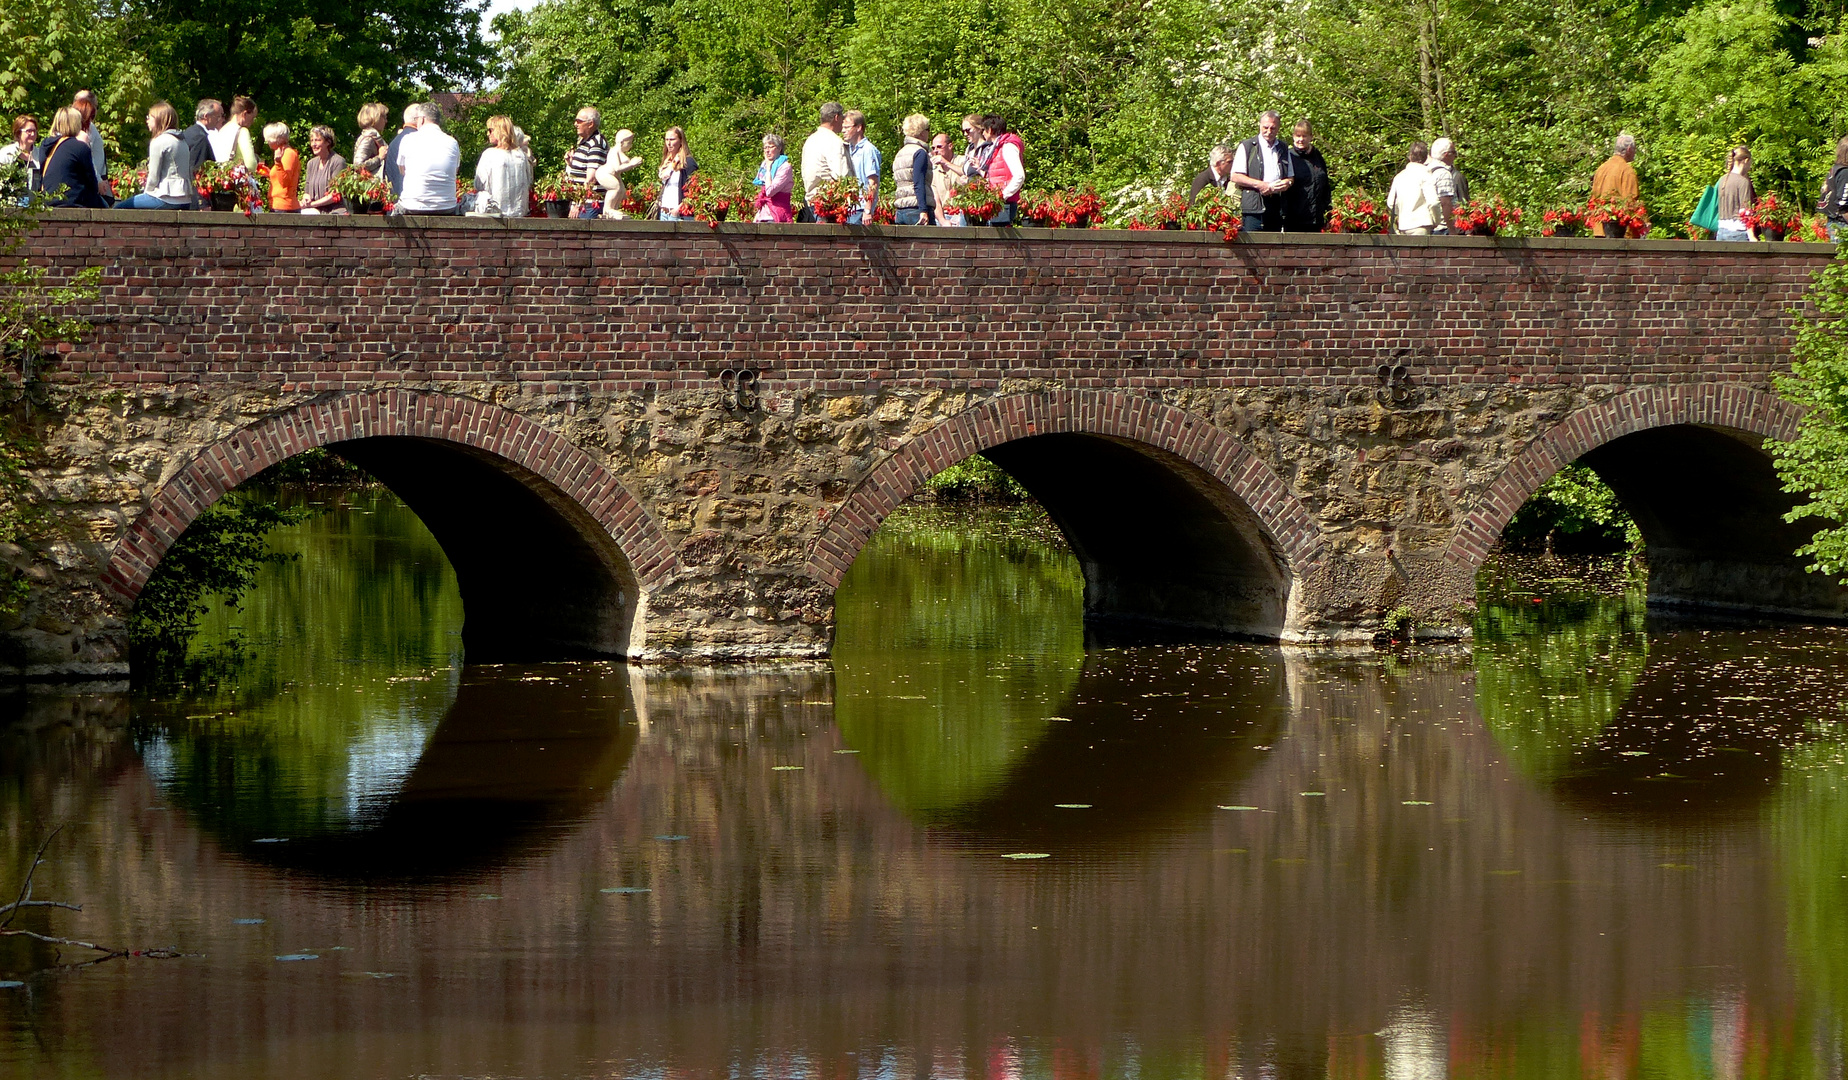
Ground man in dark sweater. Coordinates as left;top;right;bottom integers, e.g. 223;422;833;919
179;99;224;208
1189;145;1233;203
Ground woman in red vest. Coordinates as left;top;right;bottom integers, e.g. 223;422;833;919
982;115;1025;226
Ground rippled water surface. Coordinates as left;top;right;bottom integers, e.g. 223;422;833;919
5;490;1848;1078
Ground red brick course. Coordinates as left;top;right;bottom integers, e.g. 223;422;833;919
804;390;1324;588
1443;384;1804;569
102;389;681;600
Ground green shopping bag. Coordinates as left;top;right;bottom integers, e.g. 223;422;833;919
1690;183;1720;234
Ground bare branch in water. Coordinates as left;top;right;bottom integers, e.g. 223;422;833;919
1;827;182;968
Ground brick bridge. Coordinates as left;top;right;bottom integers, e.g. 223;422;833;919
0;210;1836;677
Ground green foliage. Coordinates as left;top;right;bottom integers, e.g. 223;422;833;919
920;453;1028;502
1502;463;1640;552
0;0;157;162
1775;247;1848;580
127;492;315;658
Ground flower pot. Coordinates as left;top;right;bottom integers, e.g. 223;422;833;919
209;191;237;213
542;199;572;218
349;199;380;215
1763;226;1787;242
1469;224;1496;237
1600;220;1624;238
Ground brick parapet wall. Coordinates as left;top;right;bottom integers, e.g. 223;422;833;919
17;210;1832;395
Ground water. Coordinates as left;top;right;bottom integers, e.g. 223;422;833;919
5;489;1848;1078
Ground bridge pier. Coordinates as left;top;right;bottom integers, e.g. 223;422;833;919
0;214;1837;679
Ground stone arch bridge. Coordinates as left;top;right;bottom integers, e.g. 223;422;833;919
0;210;1834;677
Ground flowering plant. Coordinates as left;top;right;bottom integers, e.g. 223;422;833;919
535;167;592;204
194;160;267;215
1453;195;1521;236
804;175;862;223
1739;194;1799;237
1540;205;1586;237
869;199;895;225
1585;195;1648;236
1182;187;1241;241
108;161;147;201
679;174;754;224
942;177;1004;225
1325;190;1390;233
1784;214;1833;242
329;168;389;211
1022;186;1104;228
621;180;659;217
1127;192;1188;230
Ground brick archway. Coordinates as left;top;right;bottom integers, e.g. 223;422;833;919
804;390;1324;590
105;389;682;599
1444;384;1804;570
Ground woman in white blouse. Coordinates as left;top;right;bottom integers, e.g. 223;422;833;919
471;115;532;217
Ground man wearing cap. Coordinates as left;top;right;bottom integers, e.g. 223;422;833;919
1426;137;1468;234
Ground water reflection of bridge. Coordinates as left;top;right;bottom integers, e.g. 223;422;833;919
3;643;1826;1078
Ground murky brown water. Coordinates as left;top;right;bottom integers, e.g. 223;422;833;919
3;492;1848;1078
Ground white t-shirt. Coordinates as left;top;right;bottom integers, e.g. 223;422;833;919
1230;137;1283;183
395;122;461;211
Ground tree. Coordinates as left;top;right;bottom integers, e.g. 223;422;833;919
0;0;157;160
1772;248;1848;581
129;0;493;135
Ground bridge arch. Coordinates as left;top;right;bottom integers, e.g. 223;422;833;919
107;390;681;661
1446;384;1843;618
806;391;1324;640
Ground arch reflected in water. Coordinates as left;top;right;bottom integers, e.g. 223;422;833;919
831;504;1288;851
132;486;640;883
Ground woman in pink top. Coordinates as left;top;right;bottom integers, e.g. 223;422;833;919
753;133;793;223
981;115;1025;226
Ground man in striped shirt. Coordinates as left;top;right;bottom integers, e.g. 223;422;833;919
567;107;609;218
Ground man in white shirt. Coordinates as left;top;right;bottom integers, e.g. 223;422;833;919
392;102;462;215
1386;141;1437;235
1425;137;1467;234
1229;111;1293;232
800;102;852;222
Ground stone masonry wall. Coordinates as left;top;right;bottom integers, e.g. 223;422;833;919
0;210;1830;677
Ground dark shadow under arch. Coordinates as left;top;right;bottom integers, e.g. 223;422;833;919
808;391;1323;641
110;391;680;663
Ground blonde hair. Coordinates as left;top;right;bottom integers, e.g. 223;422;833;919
357;102;389;132
146;101;178;134
49;106;83;140
487;114;515;151
663;126;688;171
902;113;930;142
262;122;291;146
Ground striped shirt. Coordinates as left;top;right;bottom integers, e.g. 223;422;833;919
567;133;609;184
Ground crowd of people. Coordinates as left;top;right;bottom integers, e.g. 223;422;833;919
3;87;1846;240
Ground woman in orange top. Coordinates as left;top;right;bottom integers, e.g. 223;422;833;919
263;122;301;212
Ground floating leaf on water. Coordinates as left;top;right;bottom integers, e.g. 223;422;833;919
1001;853;1051;860
1402;801;1433;806
1300;792;1326;797
771;766;804;771
275;954;319;962
472;894;500;901
251;838;289;844
800;700;834;705
1047;716;1073;722
1054;804;1092;809
233;918;266;925
0;981;24;989
833;749;859;754
1717;696;1769;702
1217;805;1262;811
890;695;927;700
601;887;652;894
1619;751;1650;757
654;835;689;842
